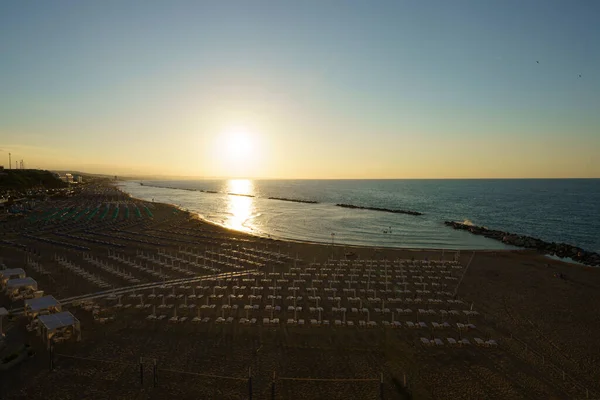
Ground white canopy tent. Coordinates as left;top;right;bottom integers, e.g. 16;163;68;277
4;277;38;299
37;312;81;348
0;268;26;287
25;295;61;319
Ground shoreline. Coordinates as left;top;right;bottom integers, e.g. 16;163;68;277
118;184;590;264
120;181;599;256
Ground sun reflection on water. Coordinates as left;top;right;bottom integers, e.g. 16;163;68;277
226;179;255;232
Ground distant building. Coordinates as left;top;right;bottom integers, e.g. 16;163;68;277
74;175;83;183
58;173;74;183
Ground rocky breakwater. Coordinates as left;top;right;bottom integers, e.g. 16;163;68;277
336;204;423;216
268;197;319;204
444;221;600;266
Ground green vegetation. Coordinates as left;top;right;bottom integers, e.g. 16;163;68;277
0;169;67;190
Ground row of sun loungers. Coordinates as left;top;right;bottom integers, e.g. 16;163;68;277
82;255;141;284
421;337;498;347
54;256;111;289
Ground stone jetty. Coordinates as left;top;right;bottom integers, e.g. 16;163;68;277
227;193;255;198
267;197;319;204
336;204;423;216
444;221;600;266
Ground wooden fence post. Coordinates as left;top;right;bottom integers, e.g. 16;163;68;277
139;357;144;385
153;359;158;387
380;372;384;400
248;367;252;400
49;343;54;372
271;371;276;400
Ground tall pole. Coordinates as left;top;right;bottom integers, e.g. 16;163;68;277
248;366;253;399
454;252;476;298
8;153;11;169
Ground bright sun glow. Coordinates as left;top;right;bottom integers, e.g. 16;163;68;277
224;127;254;160
214;126;260;177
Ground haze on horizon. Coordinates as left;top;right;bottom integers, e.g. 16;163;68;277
1;1;599;179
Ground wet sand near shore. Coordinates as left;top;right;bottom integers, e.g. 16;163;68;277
0;182;599;400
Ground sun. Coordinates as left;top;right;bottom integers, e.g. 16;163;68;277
225;128;253;160
214;126;260;177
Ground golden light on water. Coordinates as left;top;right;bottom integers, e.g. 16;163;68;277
225;179;255;231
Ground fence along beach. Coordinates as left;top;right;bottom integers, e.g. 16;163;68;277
0;181;599;399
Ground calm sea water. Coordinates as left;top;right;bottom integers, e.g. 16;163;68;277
119;179;600;252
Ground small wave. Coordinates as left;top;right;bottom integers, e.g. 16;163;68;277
462;219;475;226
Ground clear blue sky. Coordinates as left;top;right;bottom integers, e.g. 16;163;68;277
1;0;599;178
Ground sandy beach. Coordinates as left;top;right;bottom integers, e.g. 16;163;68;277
1;182;599;400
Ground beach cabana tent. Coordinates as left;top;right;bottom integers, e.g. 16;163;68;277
37;311;81;348
4;277;38;298
0;268;26;288
24;295;61;319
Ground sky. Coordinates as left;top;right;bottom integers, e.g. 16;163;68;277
1;0;599;179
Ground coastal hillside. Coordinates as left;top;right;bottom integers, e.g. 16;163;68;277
0;169;67;190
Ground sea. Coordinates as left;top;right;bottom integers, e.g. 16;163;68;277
118;179;600;252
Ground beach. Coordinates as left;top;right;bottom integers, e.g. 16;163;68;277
1;181;599;399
